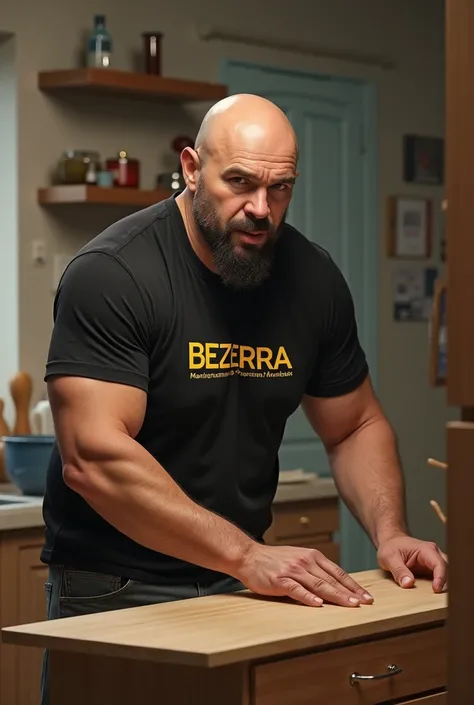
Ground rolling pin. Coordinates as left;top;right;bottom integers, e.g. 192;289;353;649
9;371;33;435
0;398;11;482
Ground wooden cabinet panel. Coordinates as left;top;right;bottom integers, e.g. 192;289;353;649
252;627;446;705
270;499;338;541
0;530;47;705
264;497;339;562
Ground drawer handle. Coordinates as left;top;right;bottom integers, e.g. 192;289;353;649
299;516;310;526
350;664;402;686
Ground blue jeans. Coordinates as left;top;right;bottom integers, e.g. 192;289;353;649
40;565;244;705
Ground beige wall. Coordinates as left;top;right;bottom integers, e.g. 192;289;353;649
0;0;451;546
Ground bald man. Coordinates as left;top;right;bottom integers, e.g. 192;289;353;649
40;93;446;703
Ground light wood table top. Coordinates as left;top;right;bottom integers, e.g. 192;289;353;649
1;569;446;667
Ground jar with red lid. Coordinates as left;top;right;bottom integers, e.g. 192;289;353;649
105;150;140;187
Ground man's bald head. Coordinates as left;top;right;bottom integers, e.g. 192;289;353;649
178;94;299;291
194;94;298;165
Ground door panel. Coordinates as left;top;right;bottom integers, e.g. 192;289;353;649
222;60;378;571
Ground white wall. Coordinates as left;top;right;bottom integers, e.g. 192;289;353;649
0;34;19;429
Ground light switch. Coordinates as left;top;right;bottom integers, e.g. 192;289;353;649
32;240;46;265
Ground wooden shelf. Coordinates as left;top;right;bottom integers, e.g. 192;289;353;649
38;185;174;207
38;68;227;102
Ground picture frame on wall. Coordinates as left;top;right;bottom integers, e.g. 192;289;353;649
429;277;447;387
387;196;432;258
403;134;444;185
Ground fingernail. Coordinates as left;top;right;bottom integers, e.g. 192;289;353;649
363;593;373;601
401;576;412;587
349;596;360;605
314;596;323;605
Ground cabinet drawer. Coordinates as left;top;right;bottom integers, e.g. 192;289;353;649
270;499;338;541
252;626;446;705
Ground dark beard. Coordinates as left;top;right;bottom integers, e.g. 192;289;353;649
192;180;280;291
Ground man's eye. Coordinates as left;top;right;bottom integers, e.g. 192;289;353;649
230;177;247;185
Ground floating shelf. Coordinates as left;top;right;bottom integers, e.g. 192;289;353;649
38;185;174;207
38;68;227;102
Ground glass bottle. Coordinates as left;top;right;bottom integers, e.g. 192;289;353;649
87;14;113;68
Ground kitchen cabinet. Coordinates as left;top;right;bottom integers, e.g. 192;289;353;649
264;496;339;562
445;0;474;701
2;569;447;705
0;528;47;705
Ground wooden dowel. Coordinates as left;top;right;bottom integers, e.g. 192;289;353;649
427;457;448;470
430;500;447;524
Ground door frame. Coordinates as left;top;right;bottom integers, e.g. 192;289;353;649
220;59;379;571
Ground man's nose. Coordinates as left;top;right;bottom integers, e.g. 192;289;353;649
244;189;270;221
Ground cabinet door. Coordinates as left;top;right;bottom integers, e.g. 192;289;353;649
265;499;340;562
0;530;48;705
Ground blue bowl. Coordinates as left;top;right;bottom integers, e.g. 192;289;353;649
2;435;55;496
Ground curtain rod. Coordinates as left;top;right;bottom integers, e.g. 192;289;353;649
195;24;394;70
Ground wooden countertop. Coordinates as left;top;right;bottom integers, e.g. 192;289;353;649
273;476;337;503
1;569;446;668
0;476;337;532
0;484;44;530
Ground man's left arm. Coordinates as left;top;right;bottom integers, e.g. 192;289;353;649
302;256;447;593
302;381;447;593
302;377;408;548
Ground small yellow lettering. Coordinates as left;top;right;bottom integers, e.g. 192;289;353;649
220;343;232;369
256;347;273;370
206;343;219;369
274;346;292;369
239;346;255;369
188;342;292;372
231;344;239;368
189;342;205;369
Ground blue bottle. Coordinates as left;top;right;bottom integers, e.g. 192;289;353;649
87;14;112;68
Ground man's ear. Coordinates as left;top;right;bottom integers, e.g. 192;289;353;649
180;147;201;192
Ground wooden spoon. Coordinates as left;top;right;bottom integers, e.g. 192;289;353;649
9;372;33;435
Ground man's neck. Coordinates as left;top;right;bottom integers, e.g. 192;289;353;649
175;190;216;272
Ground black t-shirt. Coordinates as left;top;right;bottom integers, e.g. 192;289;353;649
41;193;368;585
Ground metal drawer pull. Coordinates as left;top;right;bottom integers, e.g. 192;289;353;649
350;663;402;686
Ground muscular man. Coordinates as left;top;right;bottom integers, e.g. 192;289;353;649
40;92;446;702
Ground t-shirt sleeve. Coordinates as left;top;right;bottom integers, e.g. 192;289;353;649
45;251;151;392
305;260;369;398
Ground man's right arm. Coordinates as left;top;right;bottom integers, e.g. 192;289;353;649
49;374;256;577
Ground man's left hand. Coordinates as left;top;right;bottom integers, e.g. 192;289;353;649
377;535;448;593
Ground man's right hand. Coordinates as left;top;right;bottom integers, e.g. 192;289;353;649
234;544;374;607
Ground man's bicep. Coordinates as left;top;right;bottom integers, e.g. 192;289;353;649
48;376;147;465
302;376;380;449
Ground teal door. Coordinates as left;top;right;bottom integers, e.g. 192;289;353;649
222;60;378;572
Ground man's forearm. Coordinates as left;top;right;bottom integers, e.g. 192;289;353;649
63;431;255;577
327;416;409;548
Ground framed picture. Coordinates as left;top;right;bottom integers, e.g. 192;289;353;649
429;277;447;387
403;134;444;185
387;196;432;258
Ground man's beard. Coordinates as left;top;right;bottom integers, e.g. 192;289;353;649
192;180;281;291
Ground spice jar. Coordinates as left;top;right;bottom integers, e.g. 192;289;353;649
56;150;101;184
105;151;140;188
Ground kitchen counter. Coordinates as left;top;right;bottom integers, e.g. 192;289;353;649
0;483;43;531
273;475;337;503
2;569;447;705
0;476;337;532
